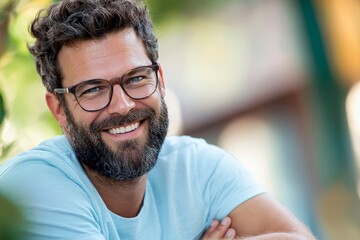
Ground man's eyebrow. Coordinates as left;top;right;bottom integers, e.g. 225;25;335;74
123;66;152;76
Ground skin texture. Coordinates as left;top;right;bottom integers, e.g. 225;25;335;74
46;29;316;239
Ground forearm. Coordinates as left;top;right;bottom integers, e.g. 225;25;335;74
238;232;316;240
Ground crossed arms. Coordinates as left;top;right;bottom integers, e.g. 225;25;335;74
202;193;316;240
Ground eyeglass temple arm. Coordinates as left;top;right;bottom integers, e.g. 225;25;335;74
53;88;69;94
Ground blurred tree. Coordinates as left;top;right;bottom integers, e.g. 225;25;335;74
0;92;15;161
0;92;4;125
0;2;27;240
0;1;14;56
0;0;16;161
0;0;62;158
148;0;233;23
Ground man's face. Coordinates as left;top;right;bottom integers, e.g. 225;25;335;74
52;29;168;180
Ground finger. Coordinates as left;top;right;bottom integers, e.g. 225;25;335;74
202;217;233;239
224;228;236;239
202;219;220;237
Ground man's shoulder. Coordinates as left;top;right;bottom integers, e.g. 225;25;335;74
0;135;76;180
0;135;89;205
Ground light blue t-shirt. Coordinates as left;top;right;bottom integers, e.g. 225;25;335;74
0;135;265;240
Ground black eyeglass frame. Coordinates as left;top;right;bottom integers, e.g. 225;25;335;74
53;63;160;112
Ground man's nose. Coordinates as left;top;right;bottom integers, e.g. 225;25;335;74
106;84;136;115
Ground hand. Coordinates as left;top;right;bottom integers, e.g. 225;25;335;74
202;217;236;239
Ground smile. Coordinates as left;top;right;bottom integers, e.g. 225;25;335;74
108;122;140;134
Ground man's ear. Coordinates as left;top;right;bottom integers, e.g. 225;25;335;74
45;92;68;128
157;62;166;98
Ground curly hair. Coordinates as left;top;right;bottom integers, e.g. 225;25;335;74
28;0;158;92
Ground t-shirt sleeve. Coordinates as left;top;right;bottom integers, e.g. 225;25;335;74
0;159;106;240
196;142;266;223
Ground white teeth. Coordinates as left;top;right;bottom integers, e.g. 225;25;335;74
108;122;140;134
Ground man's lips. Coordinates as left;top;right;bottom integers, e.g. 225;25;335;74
106;121;141;135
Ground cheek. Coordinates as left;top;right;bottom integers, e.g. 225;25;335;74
69;107;101;129
153;86;164;101
66;95;84;113
83;113;102;128
144;94;163;112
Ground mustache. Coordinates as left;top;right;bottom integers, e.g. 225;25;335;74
89;108;156;132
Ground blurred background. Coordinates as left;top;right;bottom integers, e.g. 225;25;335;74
0;0;360;239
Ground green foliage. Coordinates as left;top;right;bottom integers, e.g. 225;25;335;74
0;91;9;163
0;192;26;240
147;0;236;23
0;0;62;160
0;93;4;126
0;89;15;162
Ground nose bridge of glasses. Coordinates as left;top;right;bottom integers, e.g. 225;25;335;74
109;78;132;102
106;82;136;115
109;77;122;88
107;77;127;97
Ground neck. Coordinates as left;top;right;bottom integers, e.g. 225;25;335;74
83;165;147;218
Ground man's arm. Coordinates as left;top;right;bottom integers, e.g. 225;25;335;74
228;193;316;239
202;217;236;239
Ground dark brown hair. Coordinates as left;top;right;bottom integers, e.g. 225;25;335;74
28;0;158;92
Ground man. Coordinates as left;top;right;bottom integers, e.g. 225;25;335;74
0;0;315;239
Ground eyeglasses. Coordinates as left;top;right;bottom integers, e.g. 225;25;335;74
54;64;159;112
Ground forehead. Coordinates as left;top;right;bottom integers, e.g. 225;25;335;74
58;28;151;86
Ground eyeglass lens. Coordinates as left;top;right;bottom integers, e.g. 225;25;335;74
74;66;158;111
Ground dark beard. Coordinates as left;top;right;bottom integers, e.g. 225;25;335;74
64;99;169;181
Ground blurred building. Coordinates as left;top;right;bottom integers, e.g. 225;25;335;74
151;0;360;239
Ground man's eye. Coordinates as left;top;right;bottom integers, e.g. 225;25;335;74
80;86;106;96
84;87;101;93
128;76;144;83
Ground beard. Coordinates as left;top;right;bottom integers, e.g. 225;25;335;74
63;99;169;181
